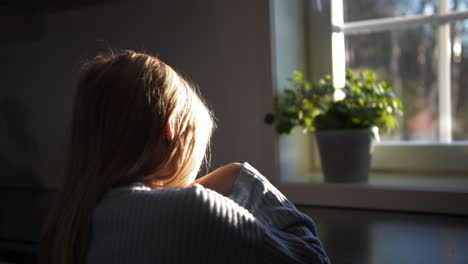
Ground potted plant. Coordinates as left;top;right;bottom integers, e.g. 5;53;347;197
265;70;403;183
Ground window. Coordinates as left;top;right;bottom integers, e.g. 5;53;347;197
270;0;468;214
331;0;468;172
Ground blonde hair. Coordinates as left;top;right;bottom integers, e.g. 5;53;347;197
39;51;215;264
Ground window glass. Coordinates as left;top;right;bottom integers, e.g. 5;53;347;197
345;25;440;142
345;21;468;143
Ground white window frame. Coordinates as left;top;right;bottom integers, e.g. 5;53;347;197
331;0;468;173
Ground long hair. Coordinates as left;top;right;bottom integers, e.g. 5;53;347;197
39;51;215;264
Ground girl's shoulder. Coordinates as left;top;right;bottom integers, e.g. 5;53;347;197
97;182;206;210
92;162;272;229
95;179;252;220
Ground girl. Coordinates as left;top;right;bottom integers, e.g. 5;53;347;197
40;51;330;264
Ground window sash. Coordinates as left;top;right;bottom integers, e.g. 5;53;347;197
333;10;468;35
372;144;468;172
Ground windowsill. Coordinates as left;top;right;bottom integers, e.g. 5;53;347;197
277;171;468;216
282;170;468;192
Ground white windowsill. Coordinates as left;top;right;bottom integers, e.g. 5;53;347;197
277;171;468;216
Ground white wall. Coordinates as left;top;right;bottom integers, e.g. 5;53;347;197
0;0;277;188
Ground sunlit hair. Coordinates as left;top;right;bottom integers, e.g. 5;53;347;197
39;50;215;264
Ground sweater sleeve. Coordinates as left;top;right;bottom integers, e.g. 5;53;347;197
173;181;329;264
227;162;330;264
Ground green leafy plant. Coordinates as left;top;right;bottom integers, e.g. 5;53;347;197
265;70;403;135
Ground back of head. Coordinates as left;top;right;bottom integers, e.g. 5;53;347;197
39;51;214;264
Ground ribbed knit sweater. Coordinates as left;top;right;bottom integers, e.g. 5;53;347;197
86;162;330;264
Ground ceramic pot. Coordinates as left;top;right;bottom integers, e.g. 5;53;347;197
315;129;373;183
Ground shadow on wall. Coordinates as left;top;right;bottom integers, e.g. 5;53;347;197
0;96;41;187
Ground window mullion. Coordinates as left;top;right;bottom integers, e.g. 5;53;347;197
438;0;452;143
331;0;345;88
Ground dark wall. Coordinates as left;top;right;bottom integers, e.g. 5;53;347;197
0;0;277;190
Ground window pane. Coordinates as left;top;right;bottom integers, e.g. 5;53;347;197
451;20;468;141
342;0;468;23
345;25;440;142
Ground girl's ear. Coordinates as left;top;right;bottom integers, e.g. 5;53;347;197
165;117;174;141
